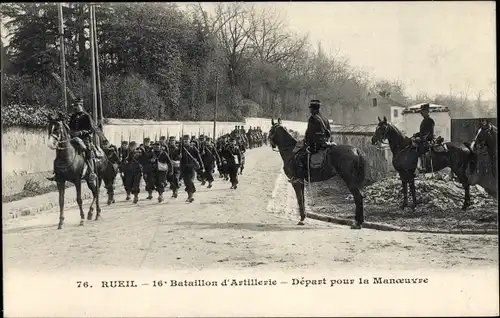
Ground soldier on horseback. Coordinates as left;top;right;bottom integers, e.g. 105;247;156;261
47;98;102;182
289;99;331;184
412;103;435;173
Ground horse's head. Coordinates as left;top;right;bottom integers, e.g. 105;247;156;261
269;118;283;149
47;112;70;150
472;120;497;151
371;116;390;146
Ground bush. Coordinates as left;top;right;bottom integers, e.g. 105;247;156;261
1;103;53;128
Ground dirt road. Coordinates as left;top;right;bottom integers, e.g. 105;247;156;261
3;147;498;271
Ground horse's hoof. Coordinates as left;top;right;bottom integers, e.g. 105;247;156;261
87;214;93;221
350;224;362;230
57;225;63;230
400;204;408;210
107;200;112;205
297;221;305;226
112;199;115;203
95;215;100;221
79;221;84;226
126;196;131;201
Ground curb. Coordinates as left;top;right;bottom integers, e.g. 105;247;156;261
306;212;498;235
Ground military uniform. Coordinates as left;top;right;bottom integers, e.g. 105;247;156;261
150;141;173;202
180;135;204;202
198;135;220;187
219;137;241;189
414;103;435;172
290;100;331;184
167;136;181;198
124;141;145;203
140;137;155;199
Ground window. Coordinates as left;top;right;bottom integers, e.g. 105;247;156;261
393;109;398;118
372;98;377;107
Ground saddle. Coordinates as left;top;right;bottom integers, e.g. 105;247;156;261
431;136;448;153
309;148;328;169
70;137;105;159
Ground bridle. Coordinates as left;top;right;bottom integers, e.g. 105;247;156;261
49;121;71;150
268;124;281;152
373;123;391;150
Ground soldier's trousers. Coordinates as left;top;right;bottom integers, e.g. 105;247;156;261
168;168;180;192
181;167;196;194
228;164;239;185
201;170;214;183
124;171;142;195
151;170;167;194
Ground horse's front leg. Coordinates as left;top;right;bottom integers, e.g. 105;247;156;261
400;178;408;210
86;178;97;221
95;176;102;220
292;183;306;225
75;180;85;226
409;178;418;210
57;180;66;229
462;182;471;210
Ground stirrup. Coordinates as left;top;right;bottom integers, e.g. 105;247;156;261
288;177;304;184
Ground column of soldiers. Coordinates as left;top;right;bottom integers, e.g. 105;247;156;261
113;126;265;203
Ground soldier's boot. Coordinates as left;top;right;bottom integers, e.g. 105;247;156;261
289;157;305;184
158;193;164;203
47;172;57;181
147;190;153;200
84;147;97;182
171;189;178;198
133;194;139;204
207;181;213;188
126;191;131;201
187;192;194;203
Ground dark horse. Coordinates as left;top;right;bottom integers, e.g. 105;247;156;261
269;118;367;229
470;121;497;197
47;114;110;229
371;116;476;210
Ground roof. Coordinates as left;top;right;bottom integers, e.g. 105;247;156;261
330;124;377;135
368;91;407;107
403;103;450;114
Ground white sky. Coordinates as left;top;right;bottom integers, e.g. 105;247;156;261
191;1;496;100
2;2;496;100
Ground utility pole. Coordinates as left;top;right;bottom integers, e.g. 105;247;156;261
92;5;103;124
57;3;68;112
213;73;219;140
89;4;98;145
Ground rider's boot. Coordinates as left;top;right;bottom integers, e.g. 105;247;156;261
86;158;97;182
47;172;57;181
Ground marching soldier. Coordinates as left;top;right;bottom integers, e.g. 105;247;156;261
180;135;204;203
124;141;144;204
167;136;181;198
150;141;173;202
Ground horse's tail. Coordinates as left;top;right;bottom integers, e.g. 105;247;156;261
354;148;367;189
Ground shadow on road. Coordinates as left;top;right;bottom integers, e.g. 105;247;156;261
174;221;322;232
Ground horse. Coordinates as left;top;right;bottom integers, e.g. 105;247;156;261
47;114;109;229
470;120;497;196
269;118;367;229
371;116;476;210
